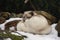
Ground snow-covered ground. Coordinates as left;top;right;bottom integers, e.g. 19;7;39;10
0;18;22;30
0;18;60;40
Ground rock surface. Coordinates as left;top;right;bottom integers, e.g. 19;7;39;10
0;12;11;20
0;17;6;24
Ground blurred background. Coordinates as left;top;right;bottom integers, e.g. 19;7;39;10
0;0;59;15
0;0;60;20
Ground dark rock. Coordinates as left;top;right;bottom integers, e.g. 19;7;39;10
58;33;60;37
0;17;6;24
56;20;60;33
10;13;23;18
0;12;11;20
0;37;3;40
55;20;60;37
10;13;17;18
16;13;23;18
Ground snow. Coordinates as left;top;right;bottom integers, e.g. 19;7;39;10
0;18;22;30
0;18;60;40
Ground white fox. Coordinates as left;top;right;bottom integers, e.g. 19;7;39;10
17;11;51;35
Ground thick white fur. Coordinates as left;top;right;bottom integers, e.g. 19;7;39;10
17;11;51;35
